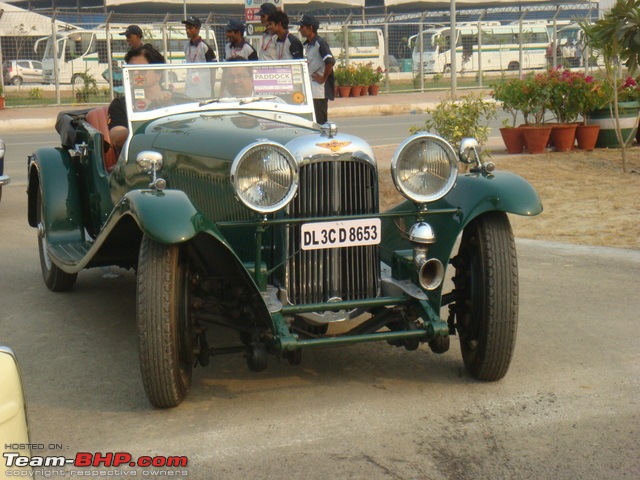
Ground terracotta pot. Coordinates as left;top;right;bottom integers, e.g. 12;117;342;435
499;127;525;154
350;86;363;97
575;124;600;151
368;85;380;96
337;86;352;98
521;125;552;154
360;85;368;96
0;96;4;110
550;123;577;152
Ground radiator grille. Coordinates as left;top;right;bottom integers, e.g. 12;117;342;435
287;159;379;305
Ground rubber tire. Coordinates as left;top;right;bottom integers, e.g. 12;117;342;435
36;188;77;292
137;236;194;408
10;76;23;86
507;62;520;71
71;74;84;86
455;212;518;381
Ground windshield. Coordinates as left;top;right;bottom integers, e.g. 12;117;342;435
123;60;314;121
412;33;438;54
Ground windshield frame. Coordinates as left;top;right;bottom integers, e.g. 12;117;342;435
122;59;315;124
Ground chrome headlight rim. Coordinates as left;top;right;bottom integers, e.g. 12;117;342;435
230;140;299;214
391;133;458;204
0;139;5;158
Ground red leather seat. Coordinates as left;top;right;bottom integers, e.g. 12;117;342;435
86;106;118;172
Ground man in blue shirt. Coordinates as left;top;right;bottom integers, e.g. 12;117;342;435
298;14;335;125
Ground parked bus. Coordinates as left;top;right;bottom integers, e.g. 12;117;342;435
321;28;385;70
247;27;385;69
41;25;219;85
409;22;550;74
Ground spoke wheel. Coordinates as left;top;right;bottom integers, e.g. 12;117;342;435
36;188;77;292
137;236;197;408
454;212;518;381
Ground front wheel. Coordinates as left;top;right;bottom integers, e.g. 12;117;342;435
453;212;518;381
136;236;197;408
36;188;77;292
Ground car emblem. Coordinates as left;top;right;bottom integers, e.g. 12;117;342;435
315;140;351;152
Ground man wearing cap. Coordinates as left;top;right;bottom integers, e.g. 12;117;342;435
267;11;304;60
257;3;279;60
182;15;216;98
225;19;258;61
183;16;216;63
119;25;144;51
298;14;335;125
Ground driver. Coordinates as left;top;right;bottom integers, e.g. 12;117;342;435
108;45;167;151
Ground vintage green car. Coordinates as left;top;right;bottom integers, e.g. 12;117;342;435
27;60;542;408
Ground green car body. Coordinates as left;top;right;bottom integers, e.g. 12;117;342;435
27;61;542;408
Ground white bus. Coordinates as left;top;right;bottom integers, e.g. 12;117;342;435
410;22;550;74
42;25;219;85
248;27;385;70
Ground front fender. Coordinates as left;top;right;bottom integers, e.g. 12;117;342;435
381;170;542;305
27;147;84;245
118;189;203;244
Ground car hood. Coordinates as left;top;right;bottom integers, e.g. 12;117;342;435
140;111;317;161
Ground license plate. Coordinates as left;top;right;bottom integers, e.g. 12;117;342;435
300;218;381;251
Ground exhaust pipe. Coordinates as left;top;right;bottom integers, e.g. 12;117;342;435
408;222;444;291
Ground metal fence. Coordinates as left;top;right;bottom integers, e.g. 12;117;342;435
0;3;600;107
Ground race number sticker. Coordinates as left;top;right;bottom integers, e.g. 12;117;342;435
301;219;381;251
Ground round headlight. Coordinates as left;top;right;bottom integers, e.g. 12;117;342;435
391;133;458;204
231;141;298;214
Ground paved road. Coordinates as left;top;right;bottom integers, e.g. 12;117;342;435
1;153;638;478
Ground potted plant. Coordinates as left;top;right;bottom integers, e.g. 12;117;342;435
587;74;640;149
518;72;553;154
544;67;584;151
355;64;372;96
369;65;384;95
410;92;497;155
333;65;354;98
491;76;528;153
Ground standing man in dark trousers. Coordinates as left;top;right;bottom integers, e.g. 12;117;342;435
267;11;304;60
257;3;279;60
183;16;216;63
298;14;335;125
182;15;216;98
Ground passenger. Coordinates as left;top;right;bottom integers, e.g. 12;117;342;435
257;3;279;60
107;46;167;151
225;19;258;61
224;64;255;97
119;25;144;51
298;14;335;125
267;11;304;60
